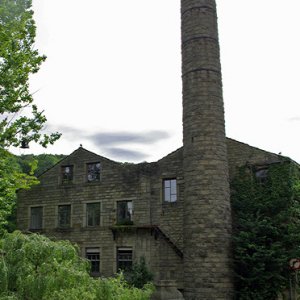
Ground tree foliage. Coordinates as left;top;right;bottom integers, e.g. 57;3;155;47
231;161;300;299
124;256;154;289
0;231;154;300
0;149;37;234
0;0;60;148
0;0;61;233
15;153;66;176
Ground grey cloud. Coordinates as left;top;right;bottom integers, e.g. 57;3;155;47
288;116;300;122
45;124;169;161
48;125;170;147
104;147;148;161
44;124;83;138
90;130;170;147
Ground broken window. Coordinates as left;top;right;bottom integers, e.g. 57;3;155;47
117;248;132;272
86;248;100;276
117;201;133;224
30;206;43;230
86;202;101;227
87;162;101;182
58;205;71;228
163;178;177;202
61;165;73;184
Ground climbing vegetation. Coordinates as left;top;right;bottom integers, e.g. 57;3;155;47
231;161;300;299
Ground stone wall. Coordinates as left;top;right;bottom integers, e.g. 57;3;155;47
17;146;184;284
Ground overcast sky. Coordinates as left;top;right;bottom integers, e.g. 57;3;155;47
21;0;300;163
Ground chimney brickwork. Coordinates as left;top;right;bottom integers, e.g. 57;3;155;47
181;0;234;298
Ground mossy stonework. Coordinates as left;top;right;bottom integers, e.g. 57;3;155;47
16;1;299;299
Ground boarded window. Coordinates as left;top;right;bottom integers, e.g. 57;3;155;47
117;201;133;224
117;248;132;272
61;165;73;184
58;205;71;228
30;206;43;229
86;202;100;226
87;162;101;182
86;248;100;276
163;179;177;202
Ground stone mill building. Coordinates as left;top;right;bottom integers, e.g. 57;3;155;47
16;0;295;299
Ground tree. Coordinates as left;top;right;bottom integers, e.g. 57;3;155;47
0;231;154;299
0;0;60;148
0;149;38;234
124;256;154;289
0;0;61;232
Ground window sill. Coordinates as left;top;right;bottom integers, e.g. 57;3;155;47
55;227;73;232
81;226;102;231
29;228;44;232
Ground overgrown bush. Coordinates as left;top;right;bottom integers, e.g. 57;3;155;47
0;231;154;299
231;162;300;299
124;256;154;289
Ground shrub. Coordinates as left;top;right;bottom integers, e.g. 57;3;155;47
0;231;154;300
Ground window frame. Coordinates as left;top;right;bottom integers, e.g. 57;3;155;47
163;178;177;202
61;165;74;184
85;247;100;276
86;162;101;182
117;247;133;272
255;167;269;185
29;206;44;230
116;201;133;225
85;202;101;227
57;204;71;228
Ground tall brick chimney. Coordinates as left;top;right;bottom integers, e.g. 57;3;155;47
181;0;234;299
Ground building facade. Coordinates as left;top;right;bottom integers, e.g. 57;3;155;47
17;140;284;298
16;0;295;299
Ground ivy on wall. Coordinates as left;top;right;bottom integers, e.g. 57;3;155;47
231;161;300;299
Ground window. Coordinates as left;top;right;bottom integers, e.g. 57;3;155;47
117;201;133;224
117;248;132;272
86;202;101;226
255;168;268;185
30;206;43;230
61;165;73;184
163;179;177;202
86;248;100;276
87;162;101;182
58;205;71;228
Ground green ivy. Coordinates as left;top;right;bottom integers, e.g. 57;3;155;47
231;161;300;299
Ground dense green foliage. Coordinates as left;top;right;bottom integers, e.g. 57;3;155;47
0;149;37;234
0;153;65;233
15;154;66;176
124;256;154;289
0;231;154;300
0;0;61;234
231;161;300;299
0;0;60;148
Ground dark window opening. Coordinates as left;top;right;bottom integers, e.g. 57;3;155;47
61;165;73;184
87;162;101;182
86;248;100;276
58;205;71;228
163;179;177;202
117;201;133;224
255;168;268;185
30;206;43;230
86;202;100;227
117;248;132;272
